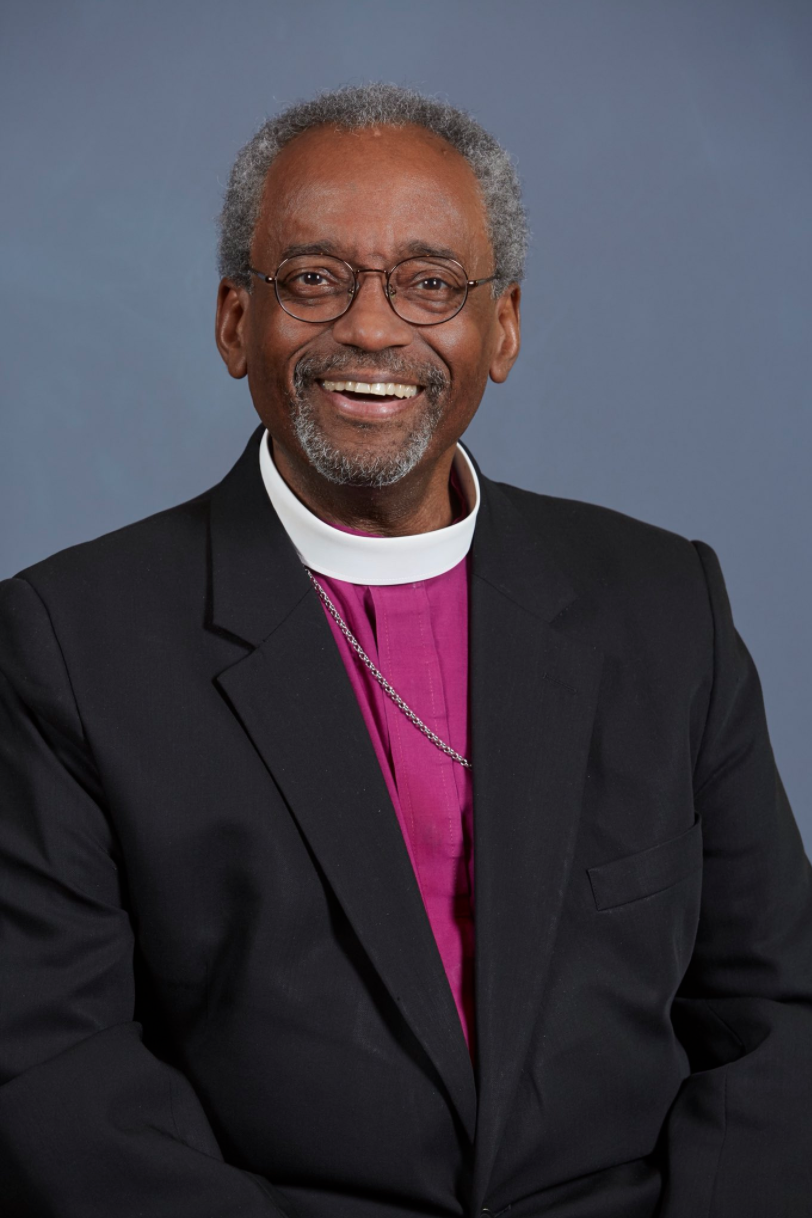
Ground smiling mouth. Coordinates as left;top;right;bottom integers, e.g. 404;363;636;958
319;379;421;403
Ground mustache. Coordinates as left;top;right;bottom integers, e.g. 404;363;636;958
292;351;449;403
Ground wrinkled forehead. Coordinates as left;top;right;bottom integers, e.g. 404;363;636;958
254;124;492;269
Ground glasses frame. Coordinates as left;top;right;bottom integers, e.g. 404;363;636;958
247;255;496;327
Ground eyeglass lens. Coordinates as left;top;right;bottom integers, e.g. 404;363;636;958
274;255;469;324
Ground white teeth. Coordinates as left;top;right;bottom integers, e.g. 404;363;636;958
320;380;419;399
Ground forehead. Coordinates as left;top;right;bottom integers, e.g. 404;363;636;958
254;124;491;264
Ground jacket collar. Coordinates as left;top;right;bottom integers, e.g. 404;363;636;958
208;427;311;647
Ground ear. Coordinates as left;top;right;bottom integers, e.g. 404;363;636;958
215;279;251;379
489;284;521;384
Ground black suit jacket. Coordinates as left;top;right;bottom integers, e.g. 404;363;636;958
1;428;810;1218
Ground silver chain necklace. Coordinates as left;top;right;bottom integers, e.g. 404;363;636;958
306;569;472;769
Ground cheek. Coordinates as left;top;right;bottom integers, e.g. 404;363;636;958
425;336;492;441
248;311;316;391
436;328;493;397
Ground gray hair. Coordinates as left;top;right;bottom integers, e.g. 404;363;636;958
217;82;528;296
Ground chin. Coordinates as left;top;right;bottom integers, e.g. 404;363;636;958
294;422;435;489
290;391;445;490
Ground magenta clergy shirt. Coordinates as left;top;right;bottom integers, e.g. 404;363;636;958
313;559;475;1050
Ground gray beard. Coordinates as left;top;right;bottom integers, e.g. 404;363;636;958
289;354;448;489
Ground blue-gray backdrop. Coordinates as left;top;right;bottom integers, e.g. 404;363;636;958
2;0;810;847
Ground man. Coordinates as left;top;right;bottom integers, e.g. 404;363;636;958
0;82;810;1218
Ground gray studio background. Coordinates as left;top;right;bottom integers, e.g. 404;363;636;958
2;0;810;848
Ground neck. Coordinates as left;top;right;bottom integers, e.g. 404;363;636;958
270;440;459;536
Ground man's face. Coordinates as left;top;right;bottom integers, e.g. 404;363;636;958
217;123;520;489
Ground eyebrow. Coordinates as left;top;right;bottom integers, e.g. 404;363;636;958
278;241;342;260
401;241;463;262
277;239;465;264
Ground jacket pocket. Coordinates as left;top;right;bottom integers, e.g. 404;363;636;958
587;819;702;911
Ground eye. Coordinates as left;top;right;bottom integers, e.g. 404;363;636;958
416;276;450;292
278;265;347;296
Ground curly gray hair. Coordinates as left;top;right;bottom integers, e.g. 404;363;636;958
217;82;528;297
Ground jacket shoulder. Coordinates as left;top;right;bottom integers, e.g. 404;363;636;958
12;488;215;604
485;480;717;667
494;479;706;587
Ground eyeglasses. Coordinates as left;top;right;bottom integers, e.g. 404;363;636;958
248;254;496;326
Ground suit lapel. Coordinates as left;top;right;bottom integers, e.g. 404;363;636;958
468;476;604;1207
208;430;477;1139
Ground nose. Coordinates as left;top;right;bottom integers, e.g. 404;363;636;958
330;269;413;351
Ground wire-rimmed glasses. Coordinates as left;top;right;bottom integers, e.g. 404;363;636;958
248;254;496;326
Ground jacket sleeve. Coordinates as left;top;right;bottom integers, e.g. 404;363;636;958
0;577;289;1217
658;542;812;1218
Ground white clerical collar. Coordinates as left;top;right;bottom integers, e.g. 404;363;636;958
259;430;480;585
